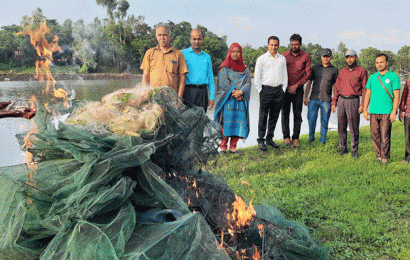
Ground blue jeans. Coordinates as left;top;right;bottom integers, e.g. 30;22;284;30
307;99;331;144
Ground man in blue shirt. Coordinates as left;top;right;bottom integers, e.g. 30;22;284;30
181;29;215;112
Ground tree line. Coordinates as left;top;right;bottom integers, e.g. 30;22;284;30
1;7;410;79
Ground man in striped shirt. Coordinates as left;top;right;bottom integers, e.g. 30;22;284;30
281;34;312;147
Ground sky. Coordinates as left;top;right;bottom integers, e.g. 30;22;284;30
2;0;410;53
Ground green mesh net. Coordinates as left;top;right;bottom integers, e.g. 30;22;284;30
0;86;329;259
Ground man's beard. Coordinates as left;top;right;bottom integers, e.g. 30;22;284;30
291;48;300;53
378;67;387;72
347;61;357;69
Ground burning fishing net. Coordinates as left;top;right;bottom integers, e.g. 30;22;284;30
0;84;330;259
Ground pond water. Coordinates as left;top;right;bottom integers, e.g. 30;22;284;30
0;79;139;167
0;78;371;167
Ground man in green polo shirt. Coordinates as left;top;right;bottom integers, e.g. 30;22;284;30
363;53;401;165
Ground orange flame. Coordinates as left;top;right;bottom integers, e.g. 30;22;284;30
220;230;225;248
227;195;256;236
29;95;37;111
23;120;38;164
18;21;68;107
258;224;264;238
252;245;261;259
23;119;38;194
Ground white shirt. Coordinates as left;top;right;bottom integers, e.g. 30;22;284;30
254;51;288;93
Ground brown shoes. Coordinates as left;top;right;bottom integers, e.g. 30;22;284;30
284;138;299;147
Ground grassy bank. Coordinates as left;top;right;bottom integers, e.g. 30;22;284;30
205;122;410;259
0;64;76;74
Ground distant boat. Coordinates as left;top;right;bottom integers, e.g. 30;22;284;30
328;123;337;131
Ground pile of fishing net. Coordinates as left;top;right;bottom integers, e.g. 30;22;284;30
0;86;330;259
67;87;163;136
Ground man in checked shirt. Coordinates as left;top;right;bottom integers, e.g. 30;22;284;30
281;34;312;147
399;76;410;163
331;50;368;158
304;48;338;145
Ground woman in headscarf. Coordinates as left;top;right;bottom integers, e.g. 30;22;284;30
214;43;251;154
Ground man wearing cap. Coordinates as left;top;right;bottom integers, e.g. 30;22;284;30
304;48;338;144
141;24;188;100
181;29;215;112
363;53;400;165
331;50;368;158
282;33;312;147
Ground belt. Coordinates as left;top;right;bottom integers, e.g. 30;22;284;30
340;95;359;99
262;84;282;89
186;84;207;89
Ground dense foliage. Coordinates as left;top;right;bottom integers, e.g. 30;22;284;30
1;6;410;78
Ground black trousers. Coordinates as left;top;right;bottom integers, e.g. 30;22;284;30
258;86;284;142
281;89;304;140
183;86;208;112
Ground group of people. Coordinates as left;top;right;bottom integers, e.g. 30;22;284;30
140;24;410;165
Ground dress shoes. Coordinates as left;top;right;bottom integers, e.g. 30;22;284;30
267;139;280;148
284;138;291;146
380;160;388;165
292;139;300;147
258;142;268;151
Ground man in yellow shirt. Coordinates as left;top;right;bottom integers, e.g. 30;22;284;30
140;24;188;100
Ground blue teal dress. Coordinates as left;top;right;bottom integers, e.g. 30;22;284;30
214;67;251;138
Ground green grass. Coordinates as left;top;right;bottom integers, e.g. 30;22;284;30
0;63;34;73
0;64;79;74
205;122;410;259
